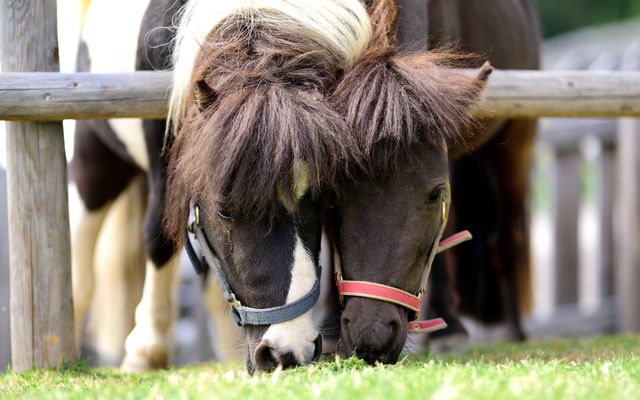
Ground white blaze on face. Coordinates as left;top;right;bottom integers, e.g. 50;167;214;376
82;0;152;170
261;234;319;363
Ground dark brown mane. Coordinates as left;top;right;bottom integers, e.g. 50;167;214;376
365;0;398;50
164;13;360;244
333;0;493;172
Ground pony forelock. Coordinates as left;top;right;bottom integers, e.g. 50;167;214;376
167;0;372;137
163;0;371;243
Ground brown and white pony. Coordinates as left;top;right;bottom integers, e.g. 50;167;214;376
72;0;371;372
325;0;540;363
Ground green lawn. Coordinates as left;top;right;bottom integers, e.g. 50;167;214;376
1;335;639;399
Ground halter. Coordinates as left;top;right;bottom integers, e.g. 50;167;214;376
185;205;321;326
334;200;472;333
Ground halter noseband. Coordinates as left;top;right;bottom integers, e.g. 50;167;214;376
334;200;472;333
185;205;321;327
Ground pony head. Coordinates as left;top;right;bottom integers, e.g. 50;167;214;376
164;0;371;372
330;0;492;364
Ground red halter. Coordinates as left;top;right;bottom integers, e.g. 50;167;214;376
334;200;472;333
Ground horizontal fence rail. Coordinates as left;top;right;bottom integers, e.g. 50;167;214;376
0;72;170;121
1;70;640;121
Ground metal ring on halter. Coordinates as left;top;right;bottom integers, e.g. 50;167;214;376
333;198;472;333
184;204;321;326
187;206;200;233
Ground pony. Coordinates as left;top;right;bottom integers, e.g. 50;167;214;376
325;0;540;363
71;0;371;372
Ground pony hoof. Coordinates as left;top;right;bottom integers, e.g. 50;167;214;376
120;352;167;372
429;332;469;355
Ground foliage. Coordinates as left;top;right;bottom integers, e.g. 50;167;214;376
1;335;639;399
535;0;640;37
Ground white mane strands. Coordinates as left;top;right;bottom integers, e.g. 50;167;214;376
167;0;372;136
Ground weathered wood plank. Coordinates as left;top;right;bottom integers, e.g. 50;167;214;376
0;72;170;121
552;148;581;306
0;168;10;371
597;145;616;299
1;70;640;121
615;117;640;332
1;0;76;370
538;119;616;151
615;41;640;333
475;70;640;119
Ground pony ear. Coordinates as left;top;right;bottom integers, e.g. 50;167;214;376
332;52;494;170
446;61;494;158
476;61;494;82
194;79;217;112
393;55;494;156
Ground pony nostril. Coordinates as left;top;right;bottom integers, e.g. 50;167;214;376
254;341;277;371
277;351;298;369
355;347;380;364
388;318;399;334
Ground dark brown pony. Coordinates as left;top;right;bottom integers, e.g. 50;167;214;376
327;0;540;363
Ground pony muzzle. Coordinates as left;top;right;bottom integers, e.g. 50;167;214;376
252;334;322;371
339;298;408;364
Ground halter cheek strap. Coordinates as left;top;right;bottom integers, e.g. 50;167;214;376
334;199;473;333
185;205;321;327
334;230;471;333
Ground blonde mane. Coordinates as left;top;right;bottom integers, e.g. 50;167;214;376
167;0;372;136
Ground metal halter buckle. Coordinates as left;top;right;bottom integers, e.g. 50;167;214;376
188;206;201;233
228;293;242;308
332;197;471;334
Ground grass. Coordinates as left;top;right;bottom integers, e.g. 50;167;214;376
1;335;639;399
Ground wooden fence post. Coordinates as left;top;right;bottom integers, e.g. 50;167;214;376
552;147;581;306
616;41;640;332
0;167;10;370
597;143;616;299
1;0;76;370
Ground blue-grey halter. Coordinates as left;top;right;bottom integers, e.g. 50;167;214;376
184;205;321;326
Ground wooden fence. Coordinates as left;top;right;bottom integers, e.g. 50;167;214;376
1;70;640;121
524;39;640;336
524;119;618;337
1;0;640;372
0;167;10;371
1;0;76;371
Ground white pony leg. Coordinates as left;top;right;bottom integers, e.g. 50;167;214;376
72;200;112;353
202;274;244;361
121;255;178;371
90;175;146;365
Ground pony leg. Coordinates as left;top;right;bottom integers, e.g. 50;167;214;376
72;120;140;355
72;200;111;352
121;119;178;371
483;119;537;341
90;174;147;365
424;255;469;354
202;275;244;361
121;256;178;371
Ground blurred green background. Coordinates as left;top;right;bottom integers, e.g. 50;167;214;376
536;0;640;37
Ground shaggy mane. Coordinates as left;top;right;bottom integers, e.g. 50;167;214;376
164;12;365;244
332;0;493;172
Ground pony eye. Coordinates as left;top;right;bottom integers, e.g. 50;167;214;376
426;185;446;204
216;208;233;221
